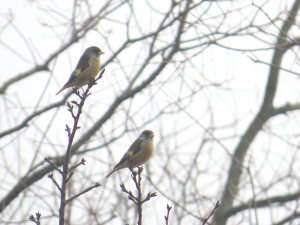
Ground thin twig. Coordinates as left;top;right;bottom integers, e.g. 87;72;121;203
164;204;172;225
65;183;101;205
141;192;157;204
47;173;62;192
58;70;105;225
134;167;143;225
44;157;63;174
69;158;86;171
28;212;41;225
120;166;157;225
202;200;220;225
65;172;74;184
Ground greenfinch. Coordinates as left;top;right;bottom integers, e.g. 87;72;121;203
106;130;155;178
56;46;104;95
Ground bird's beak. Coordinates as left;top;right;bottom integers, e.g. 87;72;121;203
150;133;154;138
100;51;105;55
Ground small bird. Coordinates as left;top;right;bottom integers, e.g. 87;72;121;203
56;46;105;95
106;130;155;178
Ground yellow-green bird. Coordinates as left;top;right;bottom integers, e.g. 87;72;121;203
56;46;105;95
106;130;155;178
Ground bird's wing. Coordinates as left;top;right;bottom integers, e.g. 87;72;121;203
113;139;143;169
68;55;91;79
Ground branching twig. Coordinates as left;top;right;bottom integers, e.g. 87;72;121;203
42;69;105;225
164;204;172;225
141;192;157;204
28;212;41;225
120;184;137;204
120;166;157;225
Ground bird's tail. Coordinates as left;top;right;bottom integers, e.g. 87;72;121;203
105;169;117;178
56;87;65;95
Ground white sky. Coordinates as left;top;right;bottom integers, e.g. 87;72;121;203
1;0;300;224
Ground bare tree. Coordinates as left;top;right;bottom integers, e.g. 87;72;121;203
1;0;300;224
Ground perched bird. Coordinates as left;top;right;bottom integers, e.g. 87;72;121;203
106;130;155;178
56;46;105;95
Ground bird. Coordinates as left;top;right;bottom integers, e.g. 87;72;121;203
106;130;155;178
56;46;105;95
